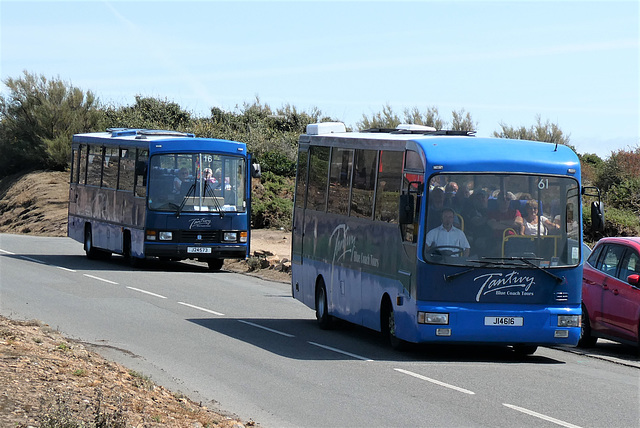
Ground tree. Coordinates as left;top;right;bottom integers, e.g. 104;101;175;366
102;95;191;131
451;108;477;132
493;115;572;148
0;71;101;177
357;104;401;130
402;106;445;130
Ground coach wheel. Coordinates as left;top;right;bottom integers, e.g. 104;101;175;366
382;298;409;351
207;258;224;271
577;305;597;348
315;280;333;330
429;245;465;257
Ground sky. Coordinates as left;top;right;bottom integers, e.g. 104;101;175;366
1;0;638;159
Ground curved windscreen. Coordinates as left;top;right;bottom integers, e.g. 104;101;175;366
424;173;581;268
147;153;246;213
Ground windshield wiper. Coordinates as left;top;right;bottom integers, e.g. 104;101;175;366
176;177;197;218
482;257;565;284
203;181;224;217
444;259;511;282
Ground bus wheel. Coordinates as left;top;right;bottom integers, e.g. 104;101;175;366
512;345;538;356
315;281;333;330
382;299;409;351
84;226;100;260
577;305;597;348
207;258;224;271
124;233;143;268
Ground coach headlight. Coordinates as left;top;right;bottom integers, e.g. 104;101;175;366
418;312;449;325
557;315;580;327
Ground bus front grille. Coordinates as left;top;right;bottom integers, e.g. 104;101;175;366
180;231;220;243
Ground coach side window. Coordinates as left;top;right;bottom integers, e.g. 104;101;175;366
350;149;377;219
374;151;403;223
327;148;353;215
307;146;330;211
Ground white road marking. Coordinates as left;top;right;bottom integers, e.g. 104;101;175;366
0;249;15;255
178;302;225;316
394;368;475;395
308;341;374;361
56;266;76;272
503;403;582;428
20;256;46;264
83;274;118;285
238;320;295;337
126;286;166;299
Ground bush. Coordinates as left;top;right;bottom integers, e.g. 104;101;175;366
251;171;294;230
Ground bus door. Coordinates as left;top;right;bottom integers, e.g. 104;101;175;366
398;148;425;294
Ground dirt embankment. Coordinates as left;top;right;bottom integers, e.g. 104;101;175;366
0;170;293;427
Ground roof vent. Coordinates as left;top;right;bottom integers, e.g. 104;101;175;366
396;124;437;132
306;122;346;135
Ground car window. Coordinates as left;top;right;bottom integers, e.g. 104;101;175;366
587;244;603;267
618;250;640;282
597;244;625;277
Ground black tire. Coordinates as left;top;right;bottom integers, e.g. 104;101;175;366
315;280;333;330
123;233;143;268
577;305;597;348
512;344;538;356
207;258;224;271
84;227;101;260
381;299;409;351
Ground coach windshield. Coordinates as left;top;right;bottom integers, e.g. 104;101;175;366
424;173;581;268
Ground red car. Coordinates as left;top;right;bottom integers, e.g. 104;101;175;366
580;237;640;350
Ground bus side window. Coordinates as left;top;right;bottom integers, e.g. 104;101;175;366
374;151;402;223
134;149;148;198
102;148;119;189
118;148;135;192
86;145;103;187
78;145;88;185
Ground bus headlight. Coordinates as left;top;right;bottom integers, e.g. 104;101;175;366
557;315;580;327
223;232;237;242
418;312;449;325
159;231;173;241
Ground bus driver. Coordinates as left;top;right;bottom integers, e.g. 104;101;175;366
426;207;470;257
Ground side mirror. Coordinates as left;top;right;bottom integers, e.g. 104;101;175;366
251;163;262;179
590;201;605;232
628;274;640;286
399;194;414;225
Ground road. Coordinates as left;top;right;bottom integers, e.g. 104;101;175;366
1;234;638;427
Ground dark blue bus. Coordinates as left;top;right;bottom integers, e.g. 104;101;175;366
68;129;260;270
292;122;590;354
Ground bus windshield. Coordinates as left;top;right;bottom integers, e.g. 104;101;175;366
425;173;580;268
148;153;246;213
